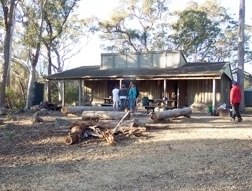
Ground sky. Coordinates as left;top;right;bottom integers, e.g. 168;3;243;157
67;0;252;73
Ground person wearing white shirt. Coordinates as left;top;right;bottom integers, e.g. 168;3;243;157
112;85;120;110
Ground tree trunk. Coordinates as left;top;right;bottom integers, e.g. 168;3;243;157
150;107;192;122
82;111;130;120
25;65;36;109
25;0;47;109
0;0;17;105
47;48;52;103
238;0;245;112
65;133;80;145
61;106;114;114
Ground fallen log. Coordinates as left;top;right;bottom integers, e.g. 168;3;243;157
65;133;80;145
61;106;114;114
150;107;192;122
86;111;131;145
82;111;130;120
89;111;130;145
65;123;89;145
64;111;150;146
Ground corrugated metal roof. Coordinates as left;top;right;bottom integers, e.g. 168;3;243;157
45;62;229;80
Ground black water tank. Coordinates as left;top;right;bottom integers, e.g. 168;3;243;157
32;82;44;105
244;88;252;107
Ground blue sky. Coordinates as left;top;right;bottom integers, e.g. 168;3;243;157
67;0;252;72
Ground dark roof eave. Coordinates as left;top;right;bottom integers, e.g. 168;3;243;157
45;73;222;81
44;62;227;80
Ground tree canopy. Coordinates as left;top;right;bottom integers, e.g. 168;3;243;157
98;0;171;52
97;0;252;65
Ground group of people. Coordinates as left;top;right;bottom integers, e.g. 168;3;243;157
112;84;138;112
111;80;242;120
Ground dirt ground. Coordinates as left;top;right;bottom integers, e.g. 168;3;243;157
0;108;252;191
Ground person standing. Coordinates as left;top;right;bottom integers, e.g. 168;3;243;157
128;84;137;112
230;81;242;122
119;84;128;111
112;85;120;111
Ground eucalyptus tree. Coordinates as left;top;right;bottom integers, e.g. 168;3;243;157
21;0;82;107
42;0;80;75
40;0;85;102
0;0;18;106
0;0;42;108
168;0;251;63
169;9;221;62
43;9;93;75
193;0;239;62
168;1;231;62
198;0;251;65
98;0;171;53
43;13;92;102
237;0;245;111
21;0;47;109
48;14;90;74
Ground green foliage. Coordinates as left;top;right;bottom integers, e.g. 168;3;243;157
49;81;60;103
6;87;26;109
65;83;79;104
168;0;251;63
22;5;41;47
170;9;221;60
49;81;78;104
97;0;252;64
98;0;171;52
42;0;80;46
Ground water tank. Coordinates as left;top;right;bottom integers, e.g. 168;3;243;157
32;82;44;105
244;87;252;107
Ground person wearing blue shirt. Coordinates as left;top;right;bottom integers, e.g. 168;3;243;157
128;84;137;112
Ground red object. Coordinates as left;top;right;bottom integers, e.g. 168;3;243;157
230;84;242;104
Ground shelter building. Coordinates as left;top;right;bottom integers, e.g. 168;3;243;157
45;50;233;112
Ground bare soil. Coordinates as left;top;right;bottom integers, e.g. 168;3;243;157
0;109;252;191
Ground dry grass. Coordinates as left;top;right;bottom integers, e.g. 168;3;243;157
1;110;252;191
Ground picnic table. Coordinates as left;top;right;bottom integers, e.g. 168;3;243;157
103;98;113;104
149;99;178;107
144;98;178;113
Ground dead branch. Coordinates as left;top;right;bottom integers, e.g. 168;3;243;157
102;129;115;145
111;110;130;135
